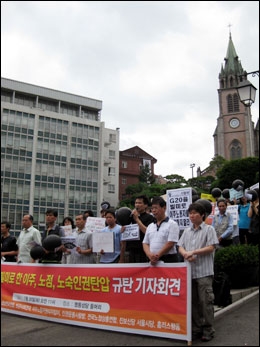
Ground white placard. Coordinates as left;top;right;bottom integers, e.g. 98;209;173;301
167;188;192;230
60;225;73;237
250;183;259;190
121;224;140;241
92;232;114;253
85;217;106;233
229;188;244;200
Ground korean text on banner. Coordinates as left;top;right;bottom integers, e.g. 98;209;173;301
1;262;191;343
167;188;192;230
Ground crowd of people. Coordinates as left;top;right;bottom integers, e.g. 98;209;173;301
1;189;259;342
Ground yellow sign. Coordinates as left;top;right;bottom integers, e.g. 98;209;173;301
200;193;216;203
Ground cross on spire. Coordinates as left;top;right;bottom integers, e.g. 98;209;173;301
228;23;232;37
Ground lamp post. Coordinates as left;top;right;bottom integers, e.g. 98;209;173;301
237;71;259;106
190;163;195;178
236;71;259;157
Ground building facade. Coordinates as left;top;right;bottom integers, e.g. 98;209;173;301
1;77;119;236
119;146;157;201
213;34;259;161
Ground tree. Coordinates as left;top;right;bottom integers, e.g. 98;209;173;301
164;174;187;185
187;176;215;193
139;164;155;185
209;155;227;172
211;157;259;190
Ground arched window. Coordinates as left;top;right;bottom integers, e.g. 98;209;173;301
230;139;242;160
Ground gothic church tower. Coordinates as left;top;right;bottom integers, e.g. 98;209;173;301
213;34;257;160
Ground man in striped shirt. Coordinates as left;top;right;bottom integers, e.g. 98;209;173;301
178;203;219;342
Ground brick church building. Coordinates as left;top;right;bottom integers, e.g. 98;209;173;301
198;34;259;177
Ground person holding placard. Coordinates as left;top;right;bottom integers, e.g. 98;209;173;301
127;195;155;263
67;214;94;264
61;216;76;264
100;210;126;263
212;199;233;247
142;196;179;265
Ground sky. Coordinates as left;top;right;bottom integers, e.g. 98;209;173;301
1;1;259;180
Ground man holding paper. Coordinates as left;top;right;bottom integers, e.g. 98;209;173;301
67;214;94;264
127;195;155;263
100;210;126;264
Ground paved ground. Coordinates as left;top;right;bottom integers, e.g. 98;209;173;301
1;293;259;346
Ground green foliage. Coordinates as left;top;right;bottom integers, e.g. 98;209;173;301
139;164;155;185
186;176;215;193
214;245;259;272
164;174;187;185
209;155;227;171
212;157;259;190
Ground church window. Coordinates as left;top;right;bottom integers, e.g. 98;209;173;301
227;94;233;113
227;94;240;113
230;139;242;160
233;94;239;112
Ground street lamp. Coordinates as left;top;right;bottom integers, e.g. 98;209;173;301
237;80;257;106
237;70;259;106
190;163;195;178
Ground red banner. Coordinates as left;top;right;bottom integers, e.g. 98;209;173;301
1;262;191;342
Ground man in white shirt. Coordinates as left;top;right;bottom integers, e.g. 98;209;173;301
143;196;180;265
17;215;42;263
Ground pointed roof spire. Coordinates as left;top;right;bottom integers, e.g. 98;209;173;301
219;33;246;78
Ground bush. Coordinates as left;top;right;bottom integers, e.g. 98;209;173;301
214;245;259;288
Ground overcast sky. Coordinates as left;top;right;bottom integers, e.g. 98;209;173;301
2;1;259;179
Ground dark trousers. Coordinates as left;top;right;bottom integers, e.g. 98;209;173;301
160;254;178;263
128;248;148;263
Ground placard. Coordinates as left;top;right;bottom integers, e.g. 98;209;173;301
92;232;114;253
121;224;140;241
167;188;192;230
60;225;73;237
85;217;106;233
229;188;244;200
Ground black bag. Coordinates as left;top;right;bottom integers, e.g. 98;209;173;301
213;272;232;307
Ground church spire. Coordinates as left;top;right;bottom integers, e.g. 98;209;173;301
219;34;246;87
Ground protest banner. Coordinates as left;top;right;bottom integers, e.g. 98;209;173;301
167;188;192;230
121;224;140;241
1;262;192;343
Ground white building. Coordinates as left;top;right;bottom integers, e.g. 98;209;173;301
1;77;119;235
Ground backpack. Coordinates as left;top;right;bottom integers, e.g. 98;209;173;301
213;272;232;307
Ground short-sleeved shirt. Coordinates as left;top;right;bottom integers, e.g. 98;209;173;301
143;217;180;255
177;222;219;279
100;224;122;263
1;235;18;262
17;226;42;263
68;229;94;264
